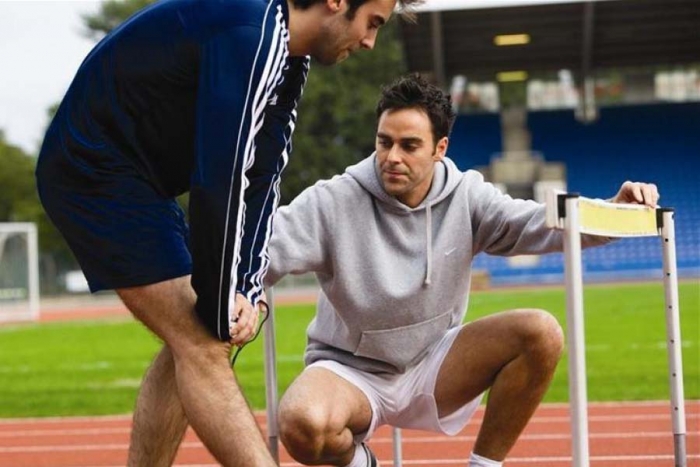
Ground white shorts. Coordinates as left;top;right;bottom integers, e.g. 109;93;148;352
307;326;484;442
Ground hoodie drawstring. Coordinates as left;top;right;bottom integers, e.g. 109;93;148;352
424;204;433;286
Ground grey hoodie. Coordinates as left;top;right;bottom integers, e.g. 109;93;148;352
265;154;606;374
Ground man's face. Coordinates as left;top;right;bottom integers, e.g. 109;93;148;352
375;107;448;208
313;0;396;65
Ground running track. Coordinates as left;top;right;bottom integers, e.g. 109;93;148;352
0;401;698;466
3;292;699;466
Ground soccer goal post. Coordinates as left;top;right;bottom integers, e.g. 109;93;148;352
0;223;40;323
546;191;686;467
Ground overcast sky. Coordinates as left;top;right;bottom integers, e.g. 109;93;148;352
0;1;100;154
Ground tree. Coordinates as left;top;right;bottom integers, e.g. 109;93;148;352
82;0;153;39
0;131;36;222
281;20;406;203
0;131;78;292
82;0;408;205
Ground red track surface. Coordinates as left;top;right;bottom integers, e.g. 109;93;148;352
35;291;320;323
2;292;696;465
0;401;697;466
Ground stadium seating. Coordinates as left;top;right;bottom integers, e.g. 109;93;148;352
448;102;700;285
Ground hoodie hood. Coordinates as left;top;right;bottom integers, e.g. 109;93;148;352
345;153;464;285
346;152;462;213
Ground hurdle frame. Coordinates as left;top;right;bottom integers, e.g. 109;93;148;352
263;287;280;463
546;191;687;467
392;428;403;466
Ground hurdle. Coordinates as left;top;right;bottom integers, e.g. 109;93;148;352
392;428;403;466
263;288;405;466
263;287;280;463
545;191;687;467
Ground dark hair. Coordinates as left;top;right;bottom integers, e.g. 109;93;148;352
290;0;422;21
376;74;456;144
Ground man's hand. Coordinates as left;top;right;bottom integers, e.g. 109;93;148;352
230;293;261;346
611;181;660;208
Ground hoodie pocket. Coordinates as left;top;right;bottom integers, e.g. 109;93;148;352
354;311;453;372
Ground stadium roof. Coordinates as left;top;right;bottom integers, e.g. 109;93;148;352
413;0;614;12
399;0;700;85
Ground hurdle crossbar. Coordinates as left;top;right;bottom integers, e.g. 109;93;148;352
545;191;687;467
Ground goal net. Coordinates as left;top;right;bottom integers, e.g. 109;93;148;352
0;223;39;322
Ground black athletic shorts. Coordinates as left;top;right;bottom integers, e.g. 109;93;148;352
36;130;192;294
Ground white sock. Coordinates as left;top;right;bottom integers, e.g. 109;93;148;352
468;452;502;467
343;443;370;467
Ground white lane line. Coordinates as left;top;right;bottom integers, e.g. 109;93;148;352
64;455;700;467
0;413;697;438
0;414;132;424
0;400;696;425
0;442;202;453
337;455;700;466
3;410;695;429
2;430;699;452
370;430;700;444
525;413;700;423
470;455;700;465
0;427;130;437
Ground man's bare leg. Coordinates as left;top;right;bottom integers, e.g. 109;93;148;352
278;367;373;465
435;309;564;461
118;276;275;467
128;345;188;466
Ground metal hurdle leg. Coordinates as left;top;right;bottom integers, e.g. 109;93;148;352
263;287;280;464
562;194;591;467
550;192;688;467
392;427;403;466
659;209;687;467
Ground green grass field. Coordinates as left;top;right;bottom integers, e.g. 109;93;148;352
0;281;697;418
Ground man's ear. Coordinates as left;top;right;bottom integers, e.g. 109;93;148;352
433;136;448;161
327;0;344;13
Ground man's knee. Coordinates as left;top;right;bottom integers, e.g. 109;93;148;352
279;397;334;464
517;309;565;366
117;276;216;350
117;278;234;374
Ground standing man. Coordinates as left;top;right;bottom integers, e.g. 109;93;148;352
265;74;660;466
35;0;419;465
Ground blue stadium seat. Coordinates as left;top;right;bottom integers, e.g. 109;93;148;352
449;102;700;284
